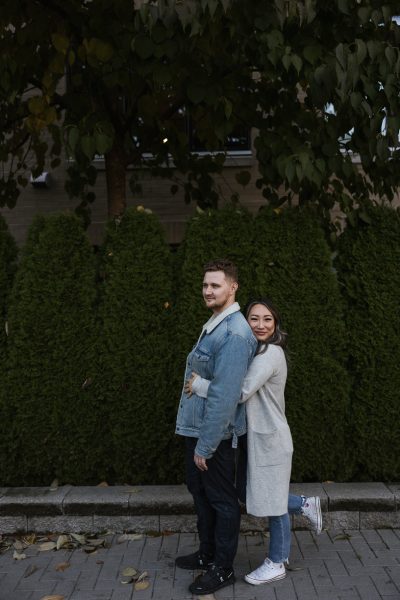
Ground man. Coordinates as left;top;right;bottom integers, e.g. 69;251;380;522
175;258;257;595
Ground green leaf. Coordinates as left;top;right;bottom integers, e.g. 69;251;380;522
28;96;46;116
282;55;291;71
187;82;206;104
81;135;96;159
93;40;114;62
95;133;113;155
235;170;251;186
356;39;367;64
223;98;233;120
133;35;154;59
51;33;70;54
367;40;380;61
291;55;303;74
67;127;79;152
303;45;321;64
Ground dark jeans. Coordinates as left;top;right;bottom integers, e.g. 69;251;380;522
185;436;241;569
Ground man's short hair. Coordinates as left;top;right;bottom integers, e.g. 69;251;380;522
203;259;238;283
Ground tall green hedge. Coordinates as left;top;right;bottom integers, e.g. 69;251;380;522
252;206;351;481
93;207;172;484
174;204;255;365
335;205;400;480
0;214;17;354
1;213;97;485
169;204;255;479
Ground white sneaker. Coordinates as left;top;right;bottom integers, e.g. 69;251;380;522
302;496;323;534
244;558;286;585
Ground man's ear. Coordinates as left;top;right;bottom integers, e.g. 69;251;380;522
232;282;239;293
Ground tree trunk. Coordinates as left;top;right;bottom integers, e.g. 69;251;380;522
105;142;127;217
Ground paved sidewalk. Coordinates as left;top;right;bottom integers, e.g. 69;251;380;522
1;528;400;600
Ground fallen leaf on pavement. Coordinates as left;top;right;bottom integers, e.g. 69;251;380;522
13;540;25;551
55;562;70;572
70;533;86;545
40;596;65;600
49;479;59;491
24;564;39;578
13;550;26;560
86;538;105;547
22;534;37;546
134;580;150;591
136;570;148;582
56;535;69;550
39;541;57;552
333;533;352;541
117;533;143;543
122;567;138;578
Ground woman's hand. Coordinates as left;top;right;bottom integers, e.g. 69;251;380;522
184;372;199;397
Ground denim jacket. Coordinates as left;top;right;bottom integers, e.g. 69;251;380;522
175;302;257;459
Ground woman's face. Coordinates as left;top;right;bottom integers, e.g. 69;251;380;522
247;303;276;342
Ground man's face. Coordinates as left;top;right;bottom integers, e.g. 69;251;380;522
202;270;238;314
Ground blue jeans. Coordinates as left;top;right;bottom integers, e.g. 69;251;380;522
268;494;305;563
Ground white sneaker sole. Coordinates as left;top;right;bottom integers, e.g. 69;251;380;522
244;571;286;586
314;496;323;535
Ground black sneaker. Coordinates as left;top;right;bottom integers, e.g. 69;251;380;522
188;565;235;595
175;550;214;570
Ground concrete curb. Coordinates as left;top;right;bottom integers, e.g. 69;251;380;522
0;482;398;534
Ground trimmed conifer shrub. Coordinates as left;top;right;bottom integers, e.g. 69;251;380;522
93;207;172;484
252;206;351;481
0;215;18;481
335;205;400;480
1;213;97;485
0;214;17;354
170;204;255;479
174;204;255;364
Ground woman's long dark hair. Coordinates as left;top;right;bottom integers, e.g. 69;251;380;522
243;297;288;355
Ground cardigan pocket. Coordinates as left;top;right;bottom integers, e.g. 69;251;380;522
253;430;282;466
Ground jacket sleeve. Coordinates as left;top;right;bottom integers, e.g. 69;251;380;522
240;346;279;402
195;333;252;458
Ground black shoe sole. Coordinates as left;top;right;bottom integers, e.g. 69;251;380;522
175;561;213;570
189;574;236;595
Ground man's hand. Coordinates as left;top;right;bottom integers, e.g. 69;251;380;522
194;454;208;471
184;372;199;397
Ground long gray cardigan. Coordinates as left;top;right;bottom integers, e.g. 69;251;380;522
240;344;293;516
192;343;293;517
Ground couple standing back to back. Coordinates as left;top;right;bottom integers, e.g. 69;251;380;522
175;259;322;596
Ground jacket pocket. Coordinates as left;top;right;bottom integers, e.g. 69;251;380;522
253;430;284;467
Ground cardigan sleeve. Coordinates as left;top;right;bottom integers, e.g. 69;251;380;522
240;346;281;402
192;345;283;403
191;374;210;398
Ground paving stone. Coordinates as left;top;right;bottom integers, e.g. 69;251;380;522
159;514;197;533
361;511;400;529
63;486;130;516
320;510;360;530
323;482;396;511
2;526;400;599
0;486;72;516
27;515;93;533
128;485;194;516
387;483;400;510
0;515;27;533
290;482;329;511
92;515;159;533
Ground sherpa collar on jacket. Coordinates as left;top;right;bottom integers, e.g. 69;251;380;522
202;301;241;335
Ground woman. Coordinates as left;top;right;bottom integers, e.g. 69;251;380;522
185;298;322;585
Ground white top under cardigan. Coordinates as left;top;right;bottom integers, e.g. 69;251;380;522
192;343;293;517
